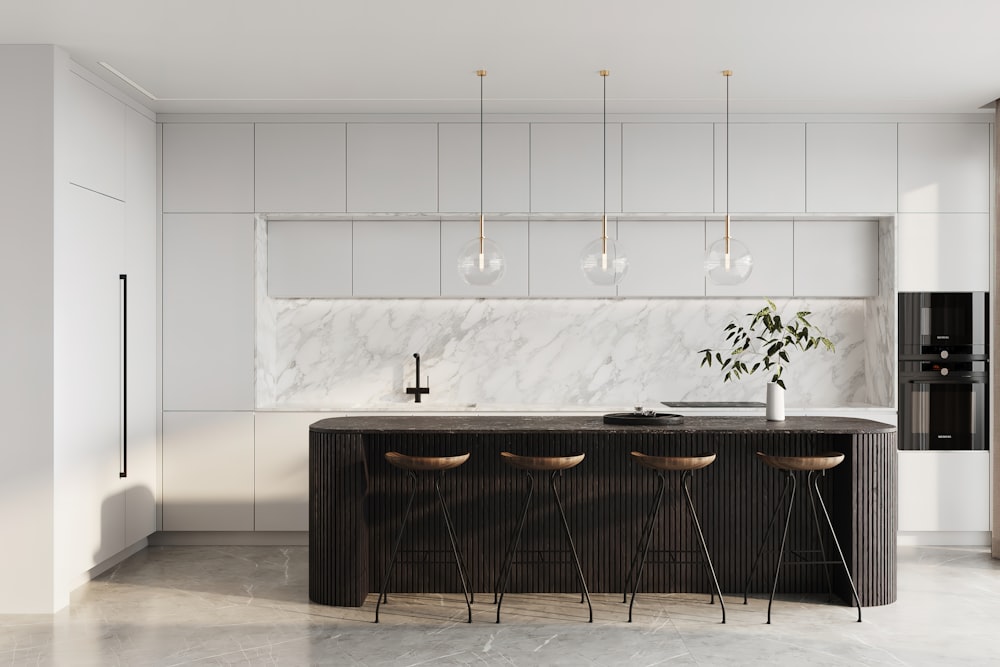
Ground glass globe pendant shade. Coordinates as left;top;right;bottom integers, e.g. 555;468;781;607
457;236;505;286
580;236;628;286
704;236;753;285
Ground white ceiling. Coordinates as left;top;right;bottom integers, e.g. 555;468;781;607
3;0;1000;115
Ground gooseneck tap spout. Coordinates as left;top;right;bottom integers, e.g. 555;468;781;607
405;352;430;403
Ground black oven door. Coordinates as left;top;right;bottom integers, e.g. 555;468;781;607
898;377;988;450
898;292;989;356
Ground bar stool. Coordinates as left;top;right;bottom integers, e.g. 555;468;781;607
623;452;726;623
494;452;592;623
743;451;862;623
375;451;473;623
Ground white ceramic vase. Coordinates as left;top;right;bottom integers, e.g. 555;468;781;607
766;382;785;421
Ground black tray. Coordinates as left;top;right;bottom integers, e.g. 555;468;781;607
603;412;684;426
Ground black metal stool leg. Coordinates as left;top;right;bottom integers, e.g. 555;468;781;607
434;472;473;623
766;471;797;624
436;472;474;605
495;471;535;623
551;470;592;623
681;470;726;624
626;472;666;621
624;471;666;604
811;470;863;623
375;471;418;623
806;470;835;602
744;470;794;604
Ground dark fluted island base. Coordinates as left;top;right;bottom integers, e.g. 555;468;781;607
309;415;896;608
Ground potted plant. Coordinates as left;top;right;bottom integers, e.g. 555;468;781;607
698;299;835;421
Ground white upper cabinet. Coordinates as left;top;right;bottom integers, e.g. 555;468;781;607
715;123;805;213
65;73;125;200
267;219;353;298
898;123;990;213
162;411;255;532
440;219;529;297
352;220;441;296
162;123;254;213
704;219;794;297
439;123;529;213
793;219;878;297
347;123;437;212
621;124;714;213
162;214;255;410
617;220;705;296
530;123;621;213
806;124;897;213
254;124;346;213
896;213;990;292
528;219;619;297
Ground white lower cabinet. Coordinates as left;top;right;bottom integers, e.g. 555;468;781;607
254;412;327;531
898;451;991;533
162;412;255;531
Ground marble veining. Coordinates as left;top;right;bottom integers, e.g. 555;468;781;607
1;545;996;666
255;218;890;411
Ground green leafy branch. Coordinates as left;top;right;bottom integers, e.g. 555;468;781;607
698;299;835;390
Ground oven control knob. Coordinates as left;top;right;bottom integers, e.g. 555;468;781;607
940;350;949;359
940;367;949;376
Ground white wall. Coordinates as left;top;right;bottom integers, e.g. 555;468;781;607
0;44;58;613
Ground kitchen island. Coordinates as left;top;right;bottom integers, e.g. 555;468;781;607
309;415;896;608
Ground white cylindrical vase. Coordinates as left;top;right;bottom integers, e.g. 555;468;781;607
766;382;785;421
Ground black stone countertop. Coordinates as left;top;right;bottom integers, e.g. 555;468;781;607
310;415;895;435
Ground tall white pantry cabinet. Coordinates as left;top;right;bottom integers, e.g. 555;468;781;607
0;46;157;613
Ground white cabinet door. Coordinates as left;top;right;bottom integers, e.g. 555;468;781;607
528;219;619;297
254;412;327;531
161;123;254;213
56;185;125;571
716;123;805;213
704;219;793;297
621;124;713;213
898;123;990;213
439;123;529;213
530;123;621;213
162;214;255;410
806;124;897;213
793;219;878;297
617;220;705;296
267;219;353;298
123;108;157;545
440;219;529;297
162;411;254;531
896;213;990;292
254;123;346;213
347;124;438;212
898;451;991;532
65;72;125;201
352;220;441;296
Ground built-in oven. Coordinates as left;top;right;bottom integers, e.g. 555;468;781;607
898;362;988;450
898;292;989;451
899;291;989;356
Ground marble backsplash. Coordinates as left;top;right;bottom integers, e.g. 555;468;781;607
254;220;893;411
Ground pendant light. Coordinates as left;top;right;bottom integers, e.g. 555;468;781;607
705;69;753;285
457;69;505;286
580;69;628;286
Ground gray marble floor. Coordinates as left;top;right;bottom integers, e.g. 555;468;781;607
1;545;998;666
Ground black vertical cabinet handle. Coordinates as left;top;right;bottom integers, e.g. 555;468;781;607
120;273;127;479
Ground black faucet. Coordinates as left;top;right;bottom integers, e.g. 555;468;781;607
405;353;430;403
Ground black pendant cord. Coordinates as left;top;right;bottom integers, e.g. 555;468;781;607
602;70;607;224
480;70;484;226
